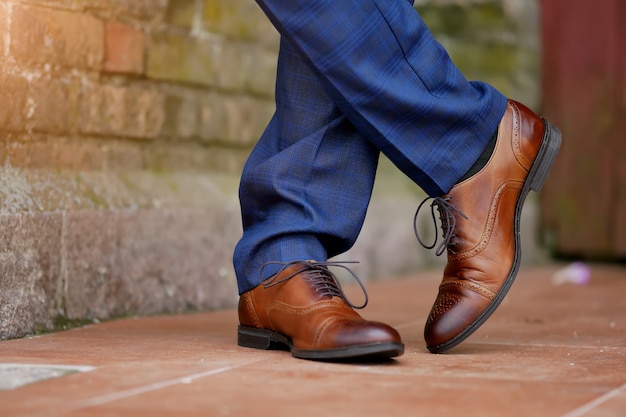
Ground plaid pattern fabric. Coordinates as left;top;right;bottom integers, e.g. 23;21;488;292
233;0;507;293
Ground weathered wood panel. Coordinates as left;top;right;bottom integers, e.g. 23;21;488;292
540;0;626;259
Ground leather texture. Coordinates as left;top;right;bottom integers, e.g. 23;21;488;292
424;100;560;353
238;262;403;358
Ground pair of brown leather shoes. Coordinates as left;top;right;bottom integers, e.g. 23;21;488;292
237;100;561;359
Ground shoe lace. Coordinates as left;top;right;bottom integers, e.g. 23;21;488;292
413;196;468;256
259;261;368;309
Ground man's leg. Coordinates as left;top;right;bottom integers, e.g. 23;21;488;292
234;38;403;360
234;37;381;294
254;0;507;197
249;0;561;353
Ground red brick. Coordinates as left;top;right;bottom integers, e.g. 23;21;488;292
202;0;277;44
0;3;8;56
6;136;106;171
213;40;247;92
0;72;28;132
79;83;164;139
19;0;76;10
220;95;274;147
104;21;145;74
102;141;144;170
10;5;103;71
165;0;196;28
243;46;277;97
27;78;79;134
82;0;167;21
146;32;216;87
162;90;243;142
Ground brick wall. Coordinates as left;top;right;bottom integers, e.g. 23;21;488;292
0;0;541;339
415;0;540;107
0;0;279;339
1;0;278;172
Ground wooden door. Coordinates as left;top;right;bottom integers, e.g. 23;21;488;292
540;0;626;259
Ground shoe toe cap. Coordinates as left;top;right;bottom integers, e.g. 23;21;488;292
323;319;402;349
424;286;490;352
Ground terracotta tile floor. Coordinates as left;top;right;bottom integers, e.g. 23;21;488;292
1;264;625;417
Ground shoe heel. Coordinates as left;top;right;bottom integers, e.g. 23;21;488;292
237;326;289;351
529;119;562;192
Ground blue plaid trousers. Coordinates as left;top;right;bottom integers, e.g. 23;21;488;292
233;0;508;293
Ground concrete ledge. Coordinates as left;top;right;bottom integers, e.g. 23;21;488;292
0;207;241;340
0;167;241;339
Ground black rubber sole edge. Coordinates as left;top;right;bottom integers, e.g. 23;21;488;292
238;325;404;360
427;119;562;354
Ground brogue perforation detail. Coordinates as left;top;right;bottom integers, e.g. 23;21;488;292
426;292;462;324
510;101;531;168
242;294;263;328
440;280;496;300
448;181;522;262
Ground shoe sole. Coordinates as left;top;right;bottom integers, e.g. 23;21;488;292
238;325;404;360
427;119;562;354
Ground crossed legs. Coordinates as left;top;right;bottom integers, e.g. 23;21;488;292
233;0;560;358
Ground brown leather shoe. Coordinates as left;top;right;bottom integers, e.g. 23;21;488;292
419;100;561;353
237;261;404;360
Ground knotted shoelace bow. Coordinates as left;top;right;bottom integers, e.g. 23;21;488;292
413;196;469;256
260;260;368;309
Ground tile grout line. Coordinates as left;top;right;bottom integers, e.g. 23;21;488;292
393;319;625;351
392;320;626;360
468;341;626;350
0;363;95;372
393;320;422;330
560;382;626;417
69;358;266;411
